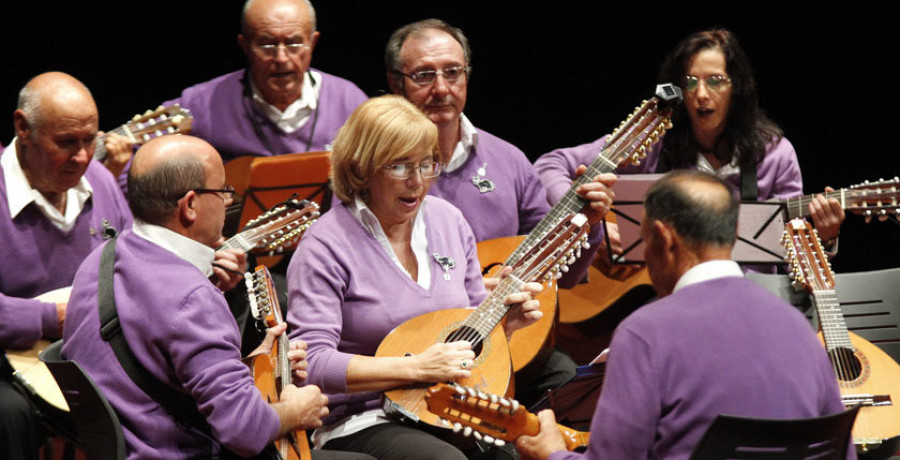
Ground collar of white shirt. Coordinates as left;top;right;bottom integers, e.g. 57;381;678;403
2;138;93;232
443;113;479;173
250;70;322;134
672;259;744;294
346;196;431;289
132;219;215;277
696;152;740;179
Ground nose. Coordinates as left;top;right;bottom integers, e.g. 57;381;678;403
406;168;425;187
72;141;93;165
694;80;710;100
431;73;450;95
273;44;291;62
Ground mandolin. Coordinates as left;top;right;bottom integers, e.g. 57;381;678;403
377;213;591;428
218;197;319;255
783;218;900;454
245;265;311;460
425;383;589;450
476;84;681;369
94;104;193;161
781;177;899;223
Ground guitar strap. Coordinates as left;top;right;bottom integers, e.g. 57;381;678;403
97;237;211;434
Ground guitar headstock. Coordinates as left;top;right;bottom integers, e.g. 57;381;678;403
513;213;590;283
846;177;899;221
243;198;320;254
605;82;682;168
244;265;284;327
782;218;835;293
425;383;588;451
125;104;194;145
425;383;526;446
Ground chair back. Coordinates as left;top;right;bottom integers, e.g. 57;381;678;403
40;340;126;460
748;268;900;364
689;406;859;460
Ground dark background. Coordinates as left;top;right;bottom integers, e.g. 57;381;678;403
3;2;898;273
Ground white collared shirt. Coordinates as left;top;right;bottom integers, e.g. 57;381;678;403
250;70;321;134
443;113;479;173
132;219;215;277
346;197;431;289
672;259;744;294
2;138;93;232
697;153;740;180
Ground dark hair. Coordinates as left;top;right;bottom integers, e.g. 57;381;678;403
644;170;739;249
658;28;782;170
127;155;206;225
385;18;472;92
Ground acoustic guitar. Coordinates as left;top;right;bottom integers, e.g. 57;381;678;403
783;218;900;453
245;265;311;460
781;177;899;223
93;104;193;162
475;84;681;368
425;383;589;450
377;213;591;428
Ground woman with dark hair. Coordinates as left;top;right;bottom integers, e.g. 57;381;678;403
536;28;844;245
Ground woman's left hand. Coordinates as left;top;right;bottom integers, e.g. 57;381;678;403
503;280;543;337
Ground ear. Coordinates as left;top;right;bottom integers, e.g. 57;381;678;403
308;30;320;53
13;109;31;139
387;71;403;95
178;191;199;227
652;220;677;261
237;33;251;59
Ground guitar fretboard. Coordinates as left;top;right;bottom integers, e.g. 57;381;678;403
812;289;854;352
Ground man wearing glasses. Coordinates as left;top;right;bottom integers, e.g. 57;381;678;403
164;0;367;162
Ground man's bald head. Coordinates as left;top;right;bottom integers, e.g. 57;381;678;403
127;135;221;226
241;0;316;36
16;72;97;135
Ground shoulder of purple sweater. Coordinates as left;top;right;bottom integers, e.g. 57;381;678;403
473;126;527;157
315;68;367;101
162;69;244;107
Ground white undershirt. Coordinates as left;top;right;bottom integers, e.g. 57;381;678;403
2;138;93;231
672;259;744;294
443;113;479;173
132;219;215;277
250;70;321;134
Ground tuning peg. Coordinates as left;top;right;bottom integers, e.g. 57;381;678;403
452;422;462;433
463;426;473;437
493;439;506;447
483;435;495;444
498;398;510;408
472;431;483;441
439;418;451;428
466;387;477;398
489;393;498;404
509;399;520;414
144;109;153;116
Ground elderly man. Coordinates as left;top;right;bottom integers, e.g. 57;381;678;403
164;0;367;162
0;72;133;459
515;170;847;460
61;135;359;458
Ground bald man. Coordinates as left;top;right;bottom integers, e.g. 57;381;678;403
515;170;847;460
0;72;133;459
61;135;360;458
164;0;367;162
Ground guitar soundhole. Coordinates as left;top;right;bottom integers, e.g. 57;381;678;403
445;326;484;359
828;347;862;381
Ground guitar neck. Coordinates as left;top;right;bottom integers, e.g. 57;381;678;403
812;289;854;352
456;276;526;343
783;189;850;219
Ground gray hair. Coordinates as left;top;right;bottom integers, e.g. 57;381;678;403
241;0;317;36
127;155;207;225
385;18;472;92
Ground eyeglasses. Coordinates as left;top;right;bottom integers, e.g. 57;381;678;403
684;75;732;92
252;42;310;58
396;66;468;86
193;185;237;201
384;161;443;180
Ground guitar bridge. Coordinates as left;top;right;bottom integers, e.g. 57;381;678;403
842;394;892;407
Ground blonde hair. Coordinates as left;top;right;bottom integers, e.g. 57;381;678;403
331;95;439;203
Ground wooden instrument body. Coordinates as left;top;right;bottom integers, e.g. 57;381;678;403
377;308;513;427
477;235;558;372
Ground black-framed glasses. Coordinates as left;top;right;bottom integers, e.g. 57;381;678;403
193;185;237;201
383;161;443;180
684;75;732;92
252;42;310;58
396;66;469;86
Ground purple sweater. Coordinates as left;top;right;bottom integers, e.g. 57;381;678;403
1;154;132;349
286;198;487;424
550;277;847;460
536;135;803;203
163;68;367;162
62;230;279;458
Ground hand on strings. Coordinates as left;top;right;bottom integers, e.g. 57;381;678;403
100;132;133;178
278;384;329;432
809;186;845;244
211;247;248;292
574;165;617;226
412;341;475;382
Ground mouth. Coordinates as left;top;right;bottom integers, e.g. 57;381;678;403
695;107;715;118
399;196;420;209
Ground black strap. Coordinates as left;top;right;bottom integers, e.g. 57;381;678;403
97;237;210;432
740;163;759;201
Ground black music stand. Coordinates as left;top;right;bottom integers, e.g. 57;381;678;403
604;174;787;265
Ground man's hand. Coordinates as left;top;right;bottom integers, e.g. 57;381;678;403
515;409;567;460
277;384;329;433
809;186;845;243
100;132;134;178
211;247;248;292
